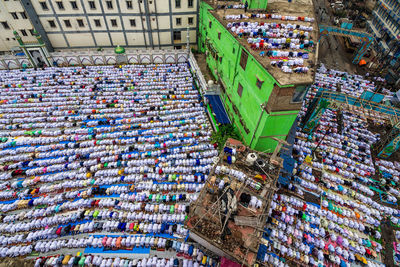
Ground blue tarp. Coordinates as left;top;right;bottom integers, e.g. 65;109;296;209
360;91;385;103
277;117;297;186
84;246;150;254
205;95;230;124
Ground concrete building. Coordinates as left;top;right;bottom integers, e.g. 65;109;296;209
199;0;317;151
0;0;37;52
0;0;199;52
367;0;400;79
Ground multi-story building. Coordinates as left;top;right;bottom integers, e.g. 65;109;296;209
199;0;317;151
367;0;400;79
0;0;199;52
0;0;37;52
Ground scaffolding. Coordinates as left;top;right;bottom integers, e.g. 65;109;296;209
185;139;281;266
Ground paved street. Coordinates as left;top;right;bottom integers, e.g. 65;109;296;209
313;0;359;73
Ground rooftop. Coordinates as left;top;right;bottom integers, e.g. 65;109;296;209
186;138;280;266
208;0;318;86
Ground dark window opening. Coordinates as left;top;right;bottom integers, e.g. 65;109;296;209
20;29;27;36
48;20;56;28
173;31;181;41
70;1;78;9
292;85;308;103
89;1;96;9
188;17;193;25
11;12;18;19
256;77;264;89
94;19;101;27
40;1;49;10
111;19;117;27
175;0;181;8
130;19;136;27
77;19;84;27
64;19;72;27
237;83;243;97
240;49;248;70
56;1;65;9
176;18;181;25
20;12;27;19
126;0;133;9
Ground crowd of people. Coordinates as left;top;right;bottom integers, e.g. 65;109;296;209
0;64;219;266
314;64;394;98
225;13;315;73
261;67;400;266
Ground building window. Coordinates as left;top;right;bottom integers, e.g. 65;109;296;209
48;20;56;28
77;19;84;27
94;19;101;27
209;21;212;28
29;29;35;35
40;1;49;10
176;18;181;26
233;47;235;54
20;29;28;36
188;0;193;7
218;32;221;40
64;19;71;27
173;30;181;41
126;0;133;9
292;85;308;103
20;12;27;19
237;83;243;97
70;1;78;9
188;17;193;25
89;1;96;9
106;1;113;9
130;19;136;27
256;77;264;89
10;12;18;19
56;1;64;9
1;22;10;29
175;0;181;8
240;49;248;70
111;19;117;27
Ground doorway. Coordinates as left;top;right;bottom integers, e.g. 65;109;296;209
30;49;46;67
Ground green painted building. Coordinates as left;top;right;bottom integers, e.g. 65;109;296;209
198;1;317;152
242;0;268;9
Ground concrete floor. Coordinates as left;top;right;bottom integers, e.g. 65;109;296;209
313;0;365;74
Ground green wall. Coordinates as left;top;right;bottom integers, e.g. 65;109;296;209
254;112;298;152
199;2;299;152
242;0;268;9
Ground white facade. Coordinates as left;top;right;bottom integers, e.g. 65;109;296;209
17;0;198;51
0;0;37;52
